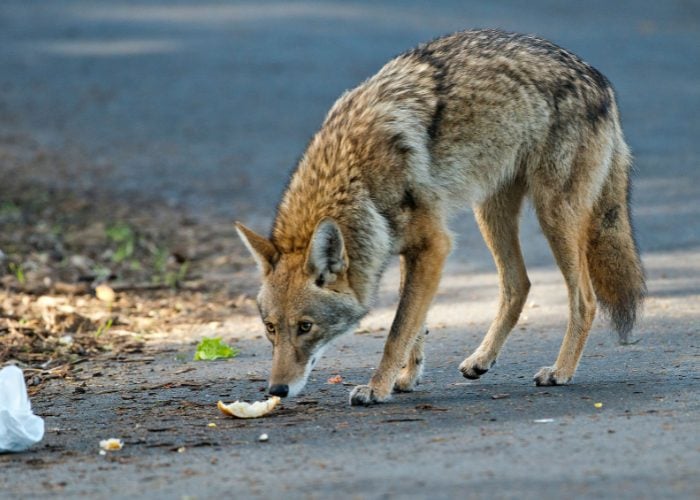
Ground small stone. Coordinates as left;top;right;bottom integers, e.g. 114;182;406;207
95;283;116;303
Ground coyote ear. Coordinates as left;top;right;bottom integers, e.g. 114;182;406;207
305;218;348;286
235;222;278;275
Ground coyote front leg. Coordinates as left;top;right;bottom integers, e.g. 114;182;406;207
350;222;451;406
394;255;427;393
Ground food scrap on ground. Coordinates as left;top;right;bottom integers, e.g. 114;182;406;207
99;438;123;451
217;396;281;419
327;374;343;384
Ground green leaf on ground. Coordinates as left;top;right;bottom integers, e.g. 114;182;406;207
193;337;239;361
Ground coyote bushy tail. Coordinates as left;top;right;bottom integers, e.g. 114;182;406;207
587;143;646;343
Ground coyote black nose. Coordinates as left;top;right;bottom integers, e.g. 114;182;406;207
269;384;289;397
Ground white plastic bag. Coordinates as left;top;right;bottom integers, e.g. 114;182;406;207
0;365;45;452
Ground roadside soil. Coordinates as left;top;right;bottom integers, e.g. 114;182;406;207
0;134;261;393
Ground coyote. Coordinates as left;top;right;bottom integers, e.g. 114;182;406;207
236;29;645;405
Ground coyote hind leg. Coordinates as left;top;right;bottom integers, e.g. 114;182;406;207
532;192;597;386
460;178;530;379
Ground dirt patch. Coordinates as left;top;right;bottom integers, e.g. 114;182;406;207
0;134;261;390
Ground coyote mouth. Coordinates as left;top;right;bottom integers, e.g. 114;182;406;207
283;344;328;398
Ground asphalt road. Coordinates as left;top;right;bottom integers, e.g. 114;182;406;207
1;1;699;499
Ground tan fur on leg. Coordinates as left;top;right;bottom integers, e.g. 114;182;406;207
394;328;426;392
533;199;598;385
460;178;530;379
350;217;450;405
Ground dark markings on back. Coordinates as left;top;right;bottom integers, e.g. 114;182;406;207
586;90;612;126
388;132;413;160
407;47;451;144
401;189;419;211
603;205;619;229
427;100;446;141
414;29;614;138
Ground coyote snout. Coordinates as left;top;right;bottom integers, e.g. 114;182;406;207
236;219;368;397
268;335;326;398
235;29;645;405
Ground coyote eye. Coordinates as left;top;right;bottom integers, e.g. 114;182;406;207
264;322;276;334
298;321;313;334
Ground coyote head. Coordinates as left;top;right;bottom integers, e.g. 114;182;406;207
235;218;367;397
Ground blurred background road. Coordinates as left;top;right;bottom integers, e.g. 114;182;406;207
1;1;698;498
1;1;698;238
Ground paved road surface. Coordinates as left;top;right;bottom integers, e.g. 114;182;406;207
1;1;698;499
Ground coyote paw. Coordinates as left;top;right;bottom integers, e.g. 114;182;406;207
533;366;571;386
394;363;423;393
459;353;495;380
350;384;388;406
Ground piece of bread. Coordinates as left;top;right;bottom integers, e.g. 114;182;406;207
217;396;281;418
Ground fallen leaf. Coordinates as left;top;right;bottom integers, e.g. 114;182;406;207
193;337;239;361
415;404;448;412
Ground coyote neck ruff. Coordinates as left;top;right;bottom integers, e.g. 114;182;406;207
236;29;646;405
